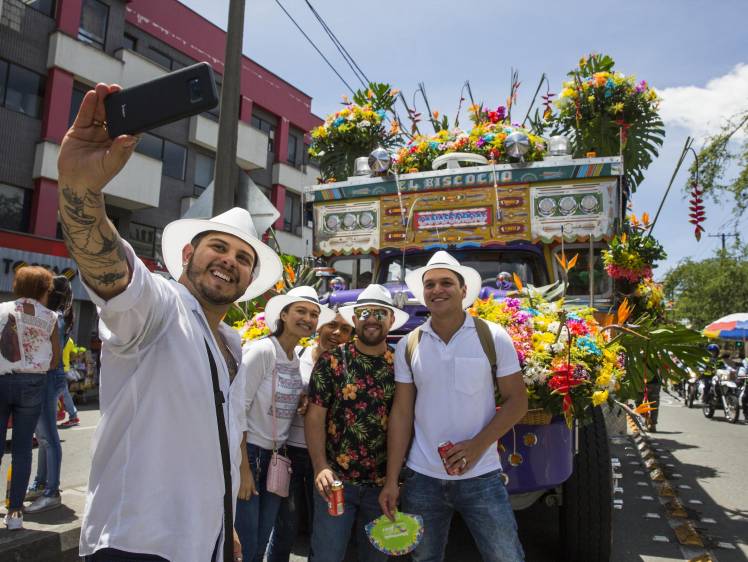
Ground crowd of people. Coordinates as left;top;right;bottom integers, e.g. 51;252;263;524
1;83;530;561
0;268;101;525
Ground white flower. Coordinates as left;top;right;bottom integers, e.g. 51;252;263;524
357;120;371;129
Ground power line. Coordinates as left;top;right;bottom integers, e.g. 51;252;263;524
304;0;370;90
273;0;355;95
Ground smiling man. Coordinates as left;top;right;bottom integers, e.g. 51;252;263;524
57;83;282;562
379;251;528;562
304;285;409;562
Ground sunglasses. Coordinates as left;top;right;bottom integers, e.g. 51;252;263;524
354;307;390;322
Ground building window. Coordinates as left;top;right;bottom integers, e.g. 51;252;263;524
283;190;302;237
68;84;87;127
134;134;186;180
163;140;186;180
287;135;299;166
0;183;31;232
123;33;137;51
251;114;276;153
0;60;46;119
194;152;214;193
145;47;173;70
135;132;163;160
22;0;56;17
128;222;161;258
78;0;109;50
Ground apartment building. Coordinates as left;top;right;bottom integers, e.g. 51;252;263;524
0;0;321;341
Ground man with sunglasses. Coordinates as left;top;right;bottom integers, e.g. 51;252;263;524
305;285;409;562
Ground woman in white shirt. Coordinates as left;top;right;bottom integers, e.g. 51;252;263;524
0;266;60;530
266;312;353;562
236;286;334;562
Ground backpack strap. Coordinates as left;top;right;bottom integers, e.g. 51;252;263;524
404;326;423;373
473;317;497;378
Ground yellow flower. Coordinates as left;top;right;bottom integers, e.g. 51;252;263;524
611;102;624;114
595;373;611;388
560;87;575;99
336;454;351;469
342;384;358;400
592;390;609;406
587;95;595;103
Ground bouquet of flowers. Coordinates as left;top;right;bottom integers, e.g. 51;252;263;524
602;213;666;283
308;83;401;182
468;291;625;425
235;313;270;345
552;53;664;190
393;104;546;173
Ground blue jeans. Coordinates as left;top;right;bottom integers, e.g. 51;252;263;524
61;377;77;418
235;443;283;562
309;482;387;562
32;369;67;495
267;445;315;562
0;373;46;509
402;468;524;562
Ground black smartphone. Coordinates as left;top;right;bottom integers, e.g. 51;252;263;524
104;62;219;138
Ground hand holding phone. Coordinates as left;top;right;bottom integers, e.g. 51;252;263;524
58;83;139;194
104;62;219;138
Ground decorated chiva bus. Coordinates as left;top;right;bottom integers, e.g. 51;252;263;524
305;153;621;558
244;54;704;560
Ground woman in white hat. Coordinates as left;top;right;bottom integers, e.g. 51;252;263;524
236;286;335;562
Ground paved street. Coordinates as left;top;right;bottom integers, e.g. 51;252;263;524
1;393;747;561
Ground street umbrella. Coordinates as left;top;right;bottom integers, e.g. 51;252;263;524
703;313;748;340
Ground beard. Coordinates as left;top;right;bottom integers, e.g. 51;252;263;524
186;257;245;306
356;324;387;346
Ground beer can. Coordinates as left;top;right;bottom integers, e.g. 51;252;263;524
327;480;344;516
437;441;455;474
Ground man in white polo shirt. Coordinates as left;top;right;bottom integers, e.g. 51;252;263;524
57;83;282;562
379;251;528;562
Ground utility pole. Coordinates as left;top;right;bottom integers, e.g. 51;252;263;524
708;232;739;252
213;0;246;214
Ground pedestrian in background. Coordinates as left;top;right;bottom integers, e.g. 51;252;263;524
237;286;335;562
26;275;75;513
0;265;60;530
266;312;353;562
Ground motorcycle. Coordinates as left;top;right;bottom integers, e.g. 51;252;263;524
702;366;740;423
683;367;700;408
738;362;747;421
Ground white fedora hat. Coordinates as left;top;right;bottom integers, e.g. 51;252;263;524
161;207;282;302
405;250;482;310
264;286;336;332
338;284;410;331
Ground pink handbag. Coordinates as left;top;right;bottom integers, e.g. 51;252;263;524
266;367;292;497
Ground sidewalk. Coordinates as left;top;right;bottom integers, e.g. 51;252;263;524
0;406;100;561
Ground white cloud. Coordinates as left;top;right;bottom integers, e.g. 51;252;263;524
658;64;748;139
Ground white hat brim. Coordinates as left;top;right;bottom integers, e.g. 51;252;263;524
264;294;337;332
338;303;410;332
161;218;282;302
405;263;482;310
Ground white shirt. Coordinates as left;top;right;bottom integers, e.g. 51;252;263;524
286;344;316;448
0;299;57;374
242;336;303;450
395;314;520;479
79;243;245;562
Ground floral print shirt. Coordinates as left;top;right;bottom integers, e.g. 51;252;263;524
308;342;395;486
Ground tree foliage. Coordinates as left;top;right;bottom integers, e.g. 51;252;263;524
688;110;748;220
663;247;748;329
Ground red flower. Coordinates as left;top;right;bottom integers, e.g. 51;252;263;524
548;364;585;412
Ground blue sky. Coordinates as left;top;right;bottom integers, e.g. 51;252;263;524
182;0;748;276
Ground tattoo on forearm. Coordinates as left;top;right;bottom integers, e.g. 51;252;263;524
59;185;128;287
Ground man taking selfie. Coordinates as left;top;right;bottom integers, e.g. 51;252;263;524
58;83;282;562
